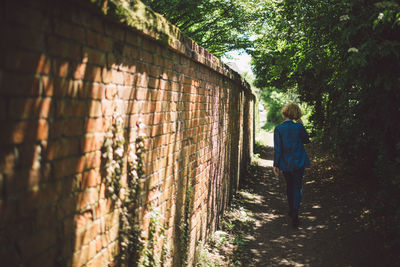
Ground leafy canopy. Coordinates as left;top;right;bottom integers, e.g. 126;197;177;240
141;0;268;56
251;0;400;235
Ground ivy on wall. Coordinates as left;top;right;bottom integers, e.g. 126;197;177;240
102;114;170;266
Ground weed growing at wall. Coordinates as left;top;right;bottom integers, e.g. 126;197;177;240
194;189;257;266
138;207;169;266
180;183;194;265
194;240;225;267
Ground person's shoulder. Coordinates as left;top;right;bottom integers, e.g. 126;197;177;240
275;122;285;130
294;122;305;128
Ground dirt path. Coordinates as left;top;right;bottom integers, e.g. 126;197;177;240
231;142;400;267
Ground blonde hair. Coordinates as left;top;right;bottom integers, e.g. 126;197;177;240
281;103;302;121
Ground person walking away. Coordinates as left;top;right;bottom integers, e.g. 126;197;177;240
273;103;310;228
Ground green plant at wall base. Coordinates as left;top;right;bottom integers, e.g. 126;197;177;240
180;184;194;265
194;240;225;267
138;207;169;266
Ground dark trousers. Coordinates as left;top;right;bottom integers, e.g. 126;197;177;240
283;168;304;218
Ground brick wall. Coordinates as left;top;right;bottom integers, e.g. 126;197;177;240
0;0;255;266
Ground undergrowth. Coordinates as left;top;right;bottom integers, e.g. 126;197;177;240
195;186;257;266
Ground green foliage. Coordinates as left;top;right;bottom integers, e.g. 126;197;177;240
139;208;169;267
103;114;125;200
259;87;311;131
180;183;194;265
252;0;400;238
140;0;268;56
102;115;169;266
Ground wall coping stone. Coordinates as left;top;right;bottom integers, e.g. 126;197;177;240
80;0;253;95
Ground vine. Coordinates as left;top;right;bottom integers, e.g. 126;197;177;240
103;112;125;201
180;183;194;265
138;207;169;266
102;115;170;265
102;114;149;266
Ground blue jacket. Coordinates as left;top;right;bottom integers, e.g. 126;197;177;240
273;120;310;172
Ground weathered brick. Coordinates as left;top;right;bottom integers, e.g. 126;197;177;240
53;156;85;179
80;82;105;100
54;18;86;43
123;44;139;60
84;64;102;83
139;50;153;64
8;97;52;120
88;100;102;118
81;169;100;188
135;88;150;100
74;210;94;231
125;31;142;47
84;151;102;170
0;72;41;97
81;134;104;153
83;47;106;66
117;86;135;100
101;68;112;84
41;76;55;97
87;252;103;267
124;72;136;86
47;138;80;160
0;97;6;121
4;2;50;31
56;100;88;118
57;196;76;220
52;58;70;78
73;63;87;80
104;86;117;100
47;36;81;59
101;100;115;117
104;23;125;41
0;247;22;267
0;24;45;52
111;69;124;85
77;188;99;211
85;117;107;134
2;50;51;75
17;230;56;263
27;246;57;267
50;119;84;139
72;247;89;267
0;119;49;144
69;6;103;32
87;30;113;52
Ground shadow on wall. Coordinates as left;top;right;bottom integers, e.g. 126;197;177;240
0;0;150;265
0;0;249;266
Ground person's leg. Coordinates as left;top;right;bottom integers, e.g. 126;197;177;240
284;171;294;217
291;168;304;227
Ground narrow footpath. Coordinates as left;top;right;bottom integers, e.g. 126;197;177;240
229;138;400;266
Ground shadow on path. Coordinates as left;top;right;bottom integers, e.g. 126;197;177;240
234;143;400;267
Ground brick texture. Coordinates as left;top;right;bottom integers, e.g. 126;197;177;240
0;0;255;266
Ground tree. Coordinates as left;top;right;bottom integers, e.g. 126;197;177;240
140;0;266;56
251;0;400;235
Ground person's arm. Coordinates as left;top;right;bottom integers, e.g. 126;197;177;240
300;125;310;144
273;127;282;176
